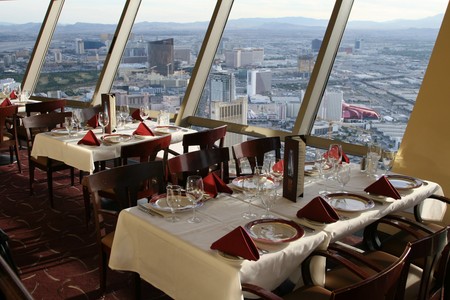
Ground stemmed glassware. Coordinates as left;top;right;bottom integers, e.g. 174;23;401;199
336;163;351;192
166;184;182;222
382;149;397;175
328;143;343;178
366;143;382;178
64;116;74;137
186;175;204;223
2;85;10;99
98;111;109;137
139;105;149;122
260;185;276;219
314;148;327;180
120;104;130;127
242;172;258;220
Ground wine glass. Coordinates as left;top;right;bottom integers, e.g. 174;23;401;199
120;104;130;127
165;185;182;222
336;163;351;192
314;149;326;180
98;111;109;136
366;143;382;178
72;109;82;133
186;175;204;223
382;150;397;175
2;85;10;99
64;116;74;137
328;144;343;177
139;105;149;122
260;186;276;219
268;157;283;196
13;85;21;101
242;176;258;219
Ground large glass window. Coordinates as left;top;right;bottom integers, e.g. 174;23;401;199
193;1;335;134
35;0;123;102
111;0;216;113
0;0;47;92
311;0;447;150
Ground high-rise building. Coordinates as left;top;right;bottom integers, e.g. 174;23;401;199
311;39;322;53
174;48;191;64
317;90;343;122
224;48;264;68
298;54;314;78
247;69;272;96
209;71;236;102
54;49;62;63
148;38;174;76
75;38;84;55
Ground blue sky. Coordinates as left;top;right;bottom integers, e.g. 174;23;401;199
1;0;448;24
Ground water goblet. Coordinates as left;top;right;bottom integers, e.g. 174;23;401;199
98;111;109;137
120;104;130;127
64;116;74;137
382;150;397;175
242;176;258;220
166;185;182;223
336;163;351;192
260;187;276;219
366;143;381;178
139;105;149;122
328;143;343;178
2;85;10;99
186;175;204;224
314;149;327;180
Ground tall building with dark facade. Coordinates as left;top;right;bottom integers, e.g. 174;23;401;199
148;38;174;76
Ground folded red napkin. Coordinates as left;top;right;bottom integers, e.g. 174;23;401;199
324;149;350;163
296;196;340;223
9;91;17;99
210;226;259;261
87;114;98;128
364;175;401;199
272;159;284;173
131;109;143;121
77;130;101;146
133;122;154;136
203;172;233;198
0;98;12;107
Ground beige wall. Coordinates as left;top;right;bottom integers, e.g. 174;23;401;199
394;3;450;222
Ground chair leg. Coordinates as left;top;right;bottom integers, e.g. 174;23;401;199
14;145;21;173
134;272;141;300
100;251;108;292
47;169;54;208
83;185;91;229
70;167;75;186
29;161;34;195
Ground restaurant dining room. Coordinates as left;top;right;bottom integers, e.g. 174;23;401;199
1;0;450;299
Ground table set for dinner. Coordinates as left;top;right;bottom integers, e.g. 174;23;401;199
30;119;195;174
108;157;444;300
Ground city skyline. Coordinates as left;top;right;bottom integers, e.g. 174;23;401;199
0;0;447;24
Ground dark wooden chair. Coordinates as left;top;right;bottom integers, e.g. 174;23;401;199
328;222;449;300
82;161;165;295
167;147;230;186
182;125;227;153
242;242;411;300
232;136;281;176
22;111;75;208
0;229;33;299
0;105;21;173
25;99;66;116
83;135;171;228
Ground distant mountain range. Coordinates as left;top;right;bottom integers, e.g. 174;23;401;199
0;14;444;35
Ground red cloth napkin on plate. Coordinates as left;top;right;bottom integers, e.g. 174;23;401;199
133;122;154;136
203;172;233;198
77;130;101;146
272;159;284;173
296;196;340;223
210;226;259;261
87;114;98;128
364;175;401;199
131;109;143;121
324;149;350;163
0;98;12;107
9;91;17;99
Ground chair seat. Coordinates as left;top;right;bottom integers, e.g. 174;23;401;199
283;285;331;300
2;132;12;141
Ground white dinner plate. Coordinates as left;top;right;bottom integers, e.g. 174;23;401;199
153;125;182;135
244;219;304;244
148;193;203;212
325;193;375;212
385;175;423;191
50;128;70;135
101;134;132;144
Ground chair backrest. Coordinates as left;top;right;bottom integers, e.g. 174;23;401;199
82;161;165;240
232;136;281;176
21;112;72;156
25;99;66;116
0;105;18;147
167;147;230;186
429;241;450;299
120;135;171;166
331;244;410;300
182;125;227;153
0;256;33;300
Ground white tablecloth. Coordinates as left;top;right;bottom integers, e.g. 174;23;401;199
30;121;195;173
109;165;443;300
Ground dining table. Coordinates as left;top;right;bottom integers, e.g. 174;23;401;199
108;164;444;300
30;120;195;174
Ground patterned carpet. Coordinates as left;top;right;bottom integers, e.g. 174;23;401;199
0;150;171;300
